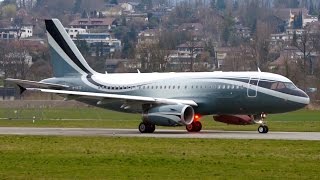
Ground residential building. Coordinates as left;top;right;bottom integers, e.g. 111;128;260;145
138;29;159;44
74;33;121;56
65;28;87;39
69;18;116;30
0;26;33;40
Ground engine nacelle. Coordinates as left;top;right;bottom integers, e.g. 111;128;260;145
213;115;254;125
143;105;194;126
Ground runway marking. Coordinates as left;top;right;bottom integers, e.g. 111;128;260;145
0;127;319;140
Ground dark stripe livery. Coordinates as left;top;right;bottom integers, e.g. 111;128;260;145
45;20;91;74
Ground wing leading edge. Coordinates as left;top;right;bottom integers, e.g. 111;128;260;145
27;88;198;107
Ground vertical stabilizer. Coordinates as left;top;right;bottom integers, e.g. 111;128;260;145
45;19;97;77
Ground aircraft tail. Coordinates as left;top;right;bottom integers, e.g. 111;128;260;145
45;19;97;77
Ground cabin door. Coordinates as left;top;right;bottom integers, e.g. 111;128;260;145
247;76;260;97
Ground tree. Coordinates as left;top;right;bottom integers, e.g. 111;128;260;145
292;29;319;89
293;11;303;29
73;0;82;14
1;4;16;18
210;0;216;9
217;0;225;10
110;0;118;5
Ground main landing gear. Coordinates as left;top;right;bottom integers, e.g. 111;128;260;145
138;122;155;133
186;121;202;132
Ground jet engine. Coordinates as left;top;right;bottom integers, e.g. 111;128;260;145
143;105;194;126
213;115;254;125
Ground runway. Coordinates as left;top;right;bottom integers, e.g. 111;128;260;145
0;127;319;140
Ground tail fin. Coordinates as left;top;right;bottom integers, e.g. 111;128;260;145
45;19;97;77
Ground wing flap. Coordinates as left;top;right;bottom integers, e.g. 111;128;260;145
28;88;198;106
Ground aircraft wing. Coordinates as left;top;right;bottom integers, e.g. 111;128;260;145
6;78;69;89
27;88;198;107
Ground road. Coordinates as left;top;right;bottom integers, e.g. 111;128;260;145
0;127;319;140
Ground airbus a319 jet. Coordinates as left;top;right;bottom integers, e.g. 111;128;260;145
6;19;310;134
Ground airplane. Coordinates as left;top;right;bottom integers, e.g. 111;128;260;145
6;19;310;134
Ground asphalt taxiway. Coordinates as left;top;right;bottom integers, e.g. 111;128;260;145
0;127;319;140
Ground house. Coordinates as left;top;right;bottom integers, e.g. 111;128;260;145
65;28;87;39
138;29;159;44
0;26;33;40
74;33;121;56
234;24;251;38
178;23;204;39
101;5;123;16
167;41;208;71
273;8;308;28
69;18;117;30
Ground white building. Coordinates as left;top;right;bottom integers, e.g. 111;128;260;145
303;16;318;27
20;26;33;38
65;28;87;39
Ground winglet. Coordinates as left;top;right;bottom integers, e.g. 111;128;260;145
17;85;27;95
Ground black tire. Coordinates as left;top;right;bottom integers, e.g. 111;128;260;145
147;124;156;133
258;125;268;133
186;123;194;132
139;122;147;133
194;121;202;132
186;121;202;132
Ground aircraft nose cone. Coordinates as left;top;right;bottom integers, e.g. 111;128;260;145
300;89;310;105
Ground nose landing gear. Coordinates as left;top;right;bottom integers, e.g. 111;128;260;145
254;113;269;133
258;125;269;133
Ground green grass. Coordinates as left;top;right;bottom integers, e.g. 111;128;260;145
0;136;319;179
0;108;320;131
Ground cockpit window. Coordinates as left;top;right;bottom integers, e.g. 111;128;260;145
284;82;296;90
270;82;285;90
277;82;285;89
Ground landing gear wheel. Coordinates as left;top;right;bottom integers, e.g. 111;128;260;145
186;121;202;132
139;122;155;133
258;125;269;133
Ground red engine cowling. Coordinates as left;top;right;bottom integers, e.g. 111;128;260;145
213;115;254;125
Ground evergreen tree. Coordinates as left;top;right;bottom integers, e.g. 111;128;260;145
290;0;299;8
233;0;239;10
292;31;297;46
110;0;118;5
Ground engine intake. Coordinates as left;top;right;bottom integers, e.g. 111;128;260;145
143;105;194;126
